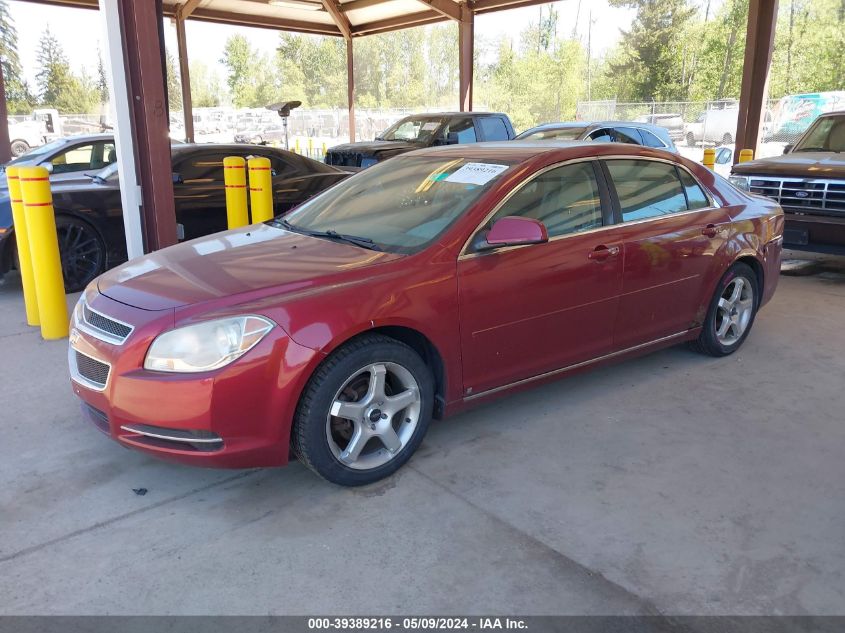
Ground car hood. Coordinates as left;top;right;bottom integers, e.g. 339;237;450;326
97;224;403;311
328;140;425;156
732;152;845;178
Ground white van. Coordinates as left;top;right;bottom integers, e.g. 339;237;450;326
685;101;739;146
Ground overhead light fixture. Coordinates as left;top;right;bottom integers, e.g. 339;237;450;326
268;0;323;10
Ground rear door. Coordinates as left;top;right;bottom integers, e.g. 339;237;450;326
601;158;731;348
457;160;626;395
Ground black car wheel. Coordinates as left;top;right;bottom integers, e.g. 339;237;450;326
721;133;733;145
686;132;696;147
56;215;107;293
291;333;434;486
10;140;30;157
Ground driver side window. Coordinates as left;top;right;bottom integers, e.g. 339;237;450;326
487;162;603;238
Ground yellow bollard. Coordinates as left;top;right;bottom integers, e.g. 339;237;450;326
5;167;40;326
321;141;327;157
308;138;313;157
223;156;249;229
295;138;301;154
247;156;274;223
738;148;754;163
703;148;716;169
18;166;69;340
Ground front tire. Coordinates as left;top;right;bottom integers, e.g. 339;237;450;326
692;262;759;357
292;334;434;486
56;215;107;293
10;139;30;157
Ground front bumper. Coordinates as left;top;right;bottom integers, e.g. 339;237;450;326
69;291;321;468
783;212;845;256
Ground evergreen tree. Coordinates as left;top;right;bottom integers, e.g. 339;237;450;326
35;26;97;112
0;0;35;113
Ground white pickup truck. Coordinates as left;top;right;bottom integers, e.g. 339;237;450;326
7;117;46;157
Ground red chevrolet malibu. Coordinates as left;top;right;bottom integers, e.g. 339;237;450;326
69;142;784;486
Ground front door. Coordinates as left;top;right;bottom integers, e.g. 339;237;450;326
457;160;625;396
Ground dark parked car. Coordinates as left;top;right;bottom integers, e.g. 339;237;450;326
730;111;845;255
0;143;348;292
515;121;679;153
324;112;516;168
70;141;782;485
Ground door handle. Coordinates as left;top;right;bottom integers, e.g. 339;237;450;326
702;224;719;238
588;245;620;261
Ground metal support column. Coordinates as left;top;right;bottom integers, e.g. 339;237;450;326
175;10;194;143
734;0;778;161
99;0;177;255
347;38;355;143
458;6;474;112
0;61;11;164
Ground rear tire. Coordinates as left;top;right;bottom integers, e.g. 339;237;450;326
721;133;733;146
691;262;759;357
686;132;696;147
292;334;434;486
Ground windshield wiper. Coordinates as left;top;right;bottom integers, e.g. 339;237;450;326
274;219;381;251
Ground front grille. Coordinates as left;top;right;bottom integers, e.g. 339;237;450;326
82;302;133;344
325;151;362;167
75;350;110;389
749;177;845;213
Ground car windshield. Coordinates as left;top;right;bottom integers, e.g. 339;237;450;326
378;118;446;143
280;155;516;253
519;127;585;141
793;116;845;152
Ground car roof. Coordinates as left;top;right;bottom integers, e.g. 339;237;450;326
396;111;508;118
525;120;670;132
819;110;845;118
401;140;679;163
49;132;114;144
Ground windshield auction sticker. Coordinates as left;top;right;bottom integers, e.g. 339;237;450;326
445;163;509;186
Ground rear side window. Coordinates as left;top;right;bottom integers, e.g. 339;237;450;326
479;117;510;141
606;159;688;221
640;129;666;148
614;127;643;145
489;162;603;237
677;168;710;209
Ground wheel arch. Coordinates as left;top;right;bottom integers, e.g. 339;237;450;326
318;326;448;420
734;254;764;303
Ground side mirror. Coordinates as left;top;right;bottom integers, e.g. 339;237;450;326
783;143;794;154
40;162;54;174
446;132;460;145
480;216;548;250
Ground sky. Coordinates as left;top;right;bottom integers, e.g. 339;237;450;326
8;0;645;90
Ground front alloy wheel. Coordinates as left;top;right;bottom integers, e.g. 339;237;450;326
56;216;107;293
292;334;433;486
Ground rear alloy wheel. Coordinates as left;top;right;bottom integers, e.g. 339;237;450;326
692;262;758;357
56;216;106;293
10;140;29;157
292;334;433;486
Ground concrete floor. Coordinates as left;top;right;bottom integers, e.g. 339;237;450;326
1;253;843;616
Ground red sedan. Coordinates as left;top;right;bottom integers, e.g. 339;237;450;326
69;142;784;486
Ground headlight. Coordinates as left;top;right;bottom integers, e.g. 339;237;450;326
729;175;750;191
144;315;274;373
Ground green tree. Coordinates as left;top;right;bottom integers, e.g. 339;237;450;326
35;26;97;113
165;50;182;110
606;0;697;101
189;60;224;108
96;49;109;105
222;34;280;108
0;0;35;113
